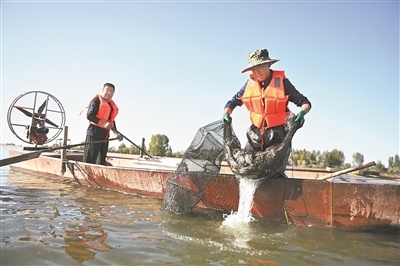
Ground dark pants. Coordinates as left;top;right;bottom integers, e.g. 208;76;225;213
245;124;290;178
245;125;286;151
82;134;109;165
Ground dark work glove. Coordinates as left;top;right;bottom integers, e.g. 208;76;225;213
222;112;232;124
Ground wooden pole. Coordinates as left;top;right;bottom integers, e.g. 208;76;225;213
140;137;145;158
356;170;400;179
61;126;68;175
317;161;376;180
1;138;117;167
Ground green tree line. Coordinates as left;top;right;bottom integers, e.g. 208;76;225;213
67;134;184;158
108;134;184;158
288;149;399;173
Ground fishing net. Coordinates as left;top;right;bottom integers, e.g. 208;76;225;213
161;120;226;214
225;113;302;179
161;113;303;214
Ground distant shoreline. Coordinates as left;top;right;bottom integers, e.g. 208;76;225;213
0;144;22;147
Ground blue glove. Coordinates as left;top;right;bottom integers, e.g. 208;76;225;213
295;110;306;123
222;112;232;124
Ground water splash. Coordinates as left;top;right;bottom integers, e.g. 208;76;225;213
220;177;264;249
221;178;260;227
222;177;263;226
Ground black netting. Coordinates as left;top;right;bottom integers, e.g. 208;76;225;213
161;120;225;214
161;113;303;214
225;113;302;179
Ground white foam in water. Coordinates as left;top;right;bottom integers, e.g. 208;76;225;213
221;177;263;226
220;178;264;249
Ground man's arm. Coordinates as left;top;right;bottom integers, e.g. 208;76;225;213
86;97;101;124
284;79;311;111
224;82;247;113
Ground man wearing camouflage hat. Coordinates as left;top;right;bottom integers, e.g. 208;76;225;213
222;48;311;177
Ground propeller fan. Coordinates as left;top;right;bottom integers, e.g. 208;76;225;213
7;91;66;145
14;99;59;128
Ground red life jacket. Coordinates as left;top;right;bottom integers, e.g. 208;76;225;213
240;70;290;129
92;94;119;128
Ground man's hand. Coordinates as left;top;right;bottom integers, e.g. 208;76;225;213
99;120;113;129
295;110;306;123
222;112;232;124
111;129;123;141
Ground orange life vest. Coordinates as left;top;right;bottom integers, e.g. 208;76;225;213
92;94;119;129
240;70;290;129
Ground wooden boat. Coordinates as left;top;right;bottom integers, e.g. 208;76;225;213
6;149;400;231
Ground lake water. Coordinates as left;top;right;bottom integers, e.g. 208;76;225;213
1;146;399;265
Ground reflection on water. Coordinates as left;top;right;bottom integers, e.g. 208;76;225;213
1;146;399;265
61;198;113;262
64;224;111;262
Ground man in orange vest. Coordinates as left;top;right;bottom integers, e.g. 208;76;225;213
83;83;123;165
222;49;311;176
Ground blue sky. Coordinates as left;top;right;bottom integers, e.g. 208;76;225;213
1;0;399;165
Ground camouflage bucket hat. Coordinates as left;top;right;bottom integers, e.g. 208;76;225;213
241;49;280;73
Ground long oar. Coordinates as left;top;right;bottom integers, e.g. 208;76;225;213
114;129;153;158
317;161;376;180
0;138;117;167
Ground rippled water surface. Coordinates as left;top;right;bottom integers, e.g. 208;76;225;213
1;146;399;265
